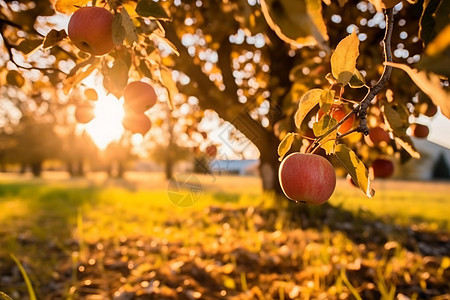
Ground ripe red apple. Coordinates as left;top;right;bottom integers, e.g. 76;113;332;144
75;102;95;124
365;127;390;146
123;81;157;113
424;104;438;117
279;153;336;205
122;112;152;135
318;105;355;134
205;145;217;157
370;158;394;179
68;7;115;56
410;123;429;138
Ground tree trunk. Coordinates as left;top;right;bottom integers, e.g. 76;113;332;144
165;158;173;180
117;161;124;178
31;161;42;177
67;160;74;177
258;133;283;195
107;164;113;177
20;163;27;174
77;160;84;177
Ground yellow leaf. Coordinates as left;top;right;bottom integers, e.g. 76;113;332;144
313;114;337;136
54;0;89;14
320;130;337;155
368;0;402;11
278;132;297;161
260;0;329;50
294;89;323;129
84;88;98;101
6;70;25;88
335;144;374;198
425;25;450;56
385;62;450;119
43;29;67;49
331;30;360;86
160;67;177;110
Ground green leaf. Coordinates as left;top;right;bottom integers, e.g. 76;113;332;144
331;30;360;86
6;70;25;87
349;69;366;88
103;58;129;98
294;88;323;129
260;0;329;50
112;14;126;45
121;7;139;44
385;62;450;119
335;144;374;198
136;0;170;20
43;29;67;49
278;132;298;161
15;39;43;55
313;114;337;136
319;89;335;112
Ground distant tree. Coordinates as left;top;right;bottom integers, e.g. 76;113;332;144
5;116;62;176
103;136;135;178
61;130;98;177
432;153;450;180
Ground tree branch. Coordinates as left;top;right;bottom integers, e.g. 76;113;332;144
310;8;394;150
0;24;68;75
163;23;271;151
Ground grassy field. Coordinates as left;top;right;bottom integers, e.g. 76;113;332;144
0;172;449;299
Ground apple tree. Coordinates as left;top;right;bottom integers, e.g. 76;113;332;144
0;0;449;199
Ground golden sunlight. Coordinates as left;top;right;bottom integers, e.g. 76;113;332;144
84;95;124;150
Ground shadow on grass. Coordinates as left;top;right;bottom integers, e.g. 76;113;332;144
0;181;101;298
276;199;449;257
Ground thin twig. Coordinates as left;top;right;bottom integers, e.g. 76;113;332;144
309;8;394;152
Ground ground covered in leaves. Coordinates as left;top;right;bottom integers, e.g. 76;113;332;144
0;173;449;299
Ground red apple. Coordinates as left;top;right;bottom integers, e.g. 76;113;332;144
370;158;394;179
410;123;429;138
205;145;217;157
75;102;95;124
279;153;336;205
424;104;438;117
318;105;355;134
68;6;115;56
365;126;390;146
122;112;152;135
123;81;157;113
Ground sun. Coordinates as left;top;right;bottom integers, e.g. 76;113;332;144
84;95;124;150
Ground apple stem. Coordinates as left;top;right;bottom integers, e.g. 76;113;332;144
309;8;395;151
